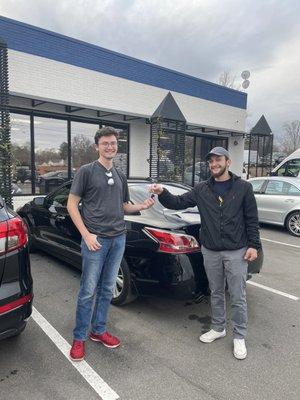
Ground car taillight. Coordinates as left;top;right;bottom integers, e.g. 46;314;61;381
0;216;28;255
0;293;33;315
143;227;200;254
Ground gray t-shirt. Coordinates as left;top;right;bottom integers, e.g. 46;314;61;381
70;161;130;237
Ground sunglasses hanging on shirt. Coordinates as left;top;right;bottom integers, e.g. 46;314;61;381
105;171;114;186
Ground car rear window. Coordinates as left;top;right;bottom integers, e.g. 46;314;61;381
129;184;198;214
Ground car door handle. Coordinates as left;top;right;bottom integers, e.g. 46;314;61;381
56;215;66;220
284;199;294;203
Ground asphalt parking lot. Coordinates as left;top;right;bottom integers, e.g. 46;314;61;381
0;225;299;400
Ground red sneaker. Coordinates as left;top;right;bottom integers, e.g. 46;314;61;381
89;331;120;348
70;340;85;361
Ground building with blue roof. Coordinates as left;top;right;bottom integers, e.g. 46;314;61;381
0;16;247;207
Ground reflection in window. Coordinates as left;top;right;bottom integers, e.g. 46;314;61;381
158;132;176;180
113;128;128;175
35;117;68;194
10;114;32;195
71;123;128;175
194;137;210;184
187;136;228;185
71;122;98;170
129;183;198;217
184;136;194;186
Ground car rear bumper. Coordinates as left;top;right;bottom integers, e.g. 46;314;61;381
0;296;33;340
167;277;197;299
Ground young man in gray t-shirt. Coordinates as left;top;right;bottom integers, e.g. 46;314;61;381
67;126;154;361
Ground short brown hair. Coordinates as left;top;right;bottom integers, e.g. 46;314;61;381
94;126;119;145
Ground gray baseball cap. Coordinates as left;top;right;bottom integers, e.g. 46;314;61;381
206;147;230;160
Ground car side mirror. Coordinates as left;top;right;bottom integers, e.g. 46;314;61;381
33;197;45;206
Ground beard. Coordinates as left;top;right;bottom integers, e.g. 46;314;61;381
210;165;227;178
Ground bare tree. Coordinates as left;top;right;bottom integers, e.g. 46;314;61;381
282;120;300;153
218;71;241;90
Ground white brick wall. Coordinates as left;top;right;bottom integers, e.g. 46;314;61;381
8;49;246;133
129;121;151;177
228;137;245;176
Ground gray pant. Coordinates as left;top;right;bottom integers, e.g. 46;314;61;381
201;246;248;339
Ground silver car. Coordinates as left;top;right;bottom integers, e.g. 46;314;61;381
248;177;300;236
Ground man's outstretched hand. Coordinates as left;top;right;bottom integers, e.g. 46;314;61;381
140;197;155;210
149;183;164;195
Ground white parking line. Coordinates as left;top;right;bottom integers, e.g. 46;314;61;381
261;237;300;249
31;307;119;400
247;281;299;301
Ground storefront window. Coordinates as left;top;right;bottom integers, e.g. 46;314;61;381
194;137;211;184
184;135;228;186
71;121;98;171
34;117;68;194
113;127;128;175
184;136;195;186
157;131;176;180
10;114;32;195
71;123;128;174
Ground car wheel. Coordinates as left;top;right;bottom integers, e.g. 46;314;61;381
111;258;137;306
23;218;37;252
286;211;300;237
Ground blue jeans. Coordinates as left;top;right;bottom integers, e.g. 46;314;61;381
73;233;126;341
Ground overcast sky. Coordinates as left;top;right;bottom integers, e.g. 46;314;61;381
1;0;299;142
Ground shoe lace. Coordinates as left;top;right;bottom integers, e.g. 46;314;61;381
73;341;83;350
104;332;114;340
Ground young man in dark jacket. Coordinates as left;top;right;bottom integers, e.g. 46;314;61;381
150;147;261;360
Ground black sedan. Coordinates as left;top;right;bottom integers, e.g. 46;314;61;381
18;180;263;305
0;195;33;340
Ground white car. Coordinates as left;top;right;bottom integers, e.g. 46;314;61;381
248;177;300;236
248;176;300;237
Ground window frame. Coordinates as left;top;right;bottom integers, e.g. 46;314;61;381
9;108;130;196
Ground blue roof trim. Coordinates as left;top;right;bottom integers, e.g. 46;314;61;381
0;16;247;109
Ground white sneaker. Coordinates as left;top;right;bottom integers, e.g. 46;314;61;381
199;329;226;343
233;339;247;360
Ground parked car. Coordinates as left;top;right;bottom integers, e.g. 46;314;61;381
17;180;263;305
270;148;300;178
38;170;72;182
38;170;74;194
0;195;33;340
249;177;300;236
